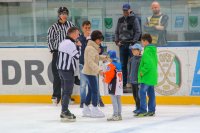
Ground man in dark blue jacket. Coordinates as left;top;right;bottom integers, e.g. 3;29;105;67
78;21;90;108
115;3;141;91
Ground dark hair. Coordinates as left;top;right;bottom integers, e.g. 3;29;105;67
67;27;79;35
58;7;69;15
141;33;152;43
91;30;104;41
82;20;91;27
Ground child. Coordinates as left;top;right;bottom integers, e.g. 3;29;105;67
103;50;123;121
136;33;158;117
127;43;142;114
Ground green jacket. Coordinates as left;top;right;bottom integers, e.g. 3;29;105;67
138;44;158;85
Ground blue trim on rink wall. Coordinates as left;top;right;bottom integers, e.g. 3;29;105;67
0;41;199;48
0;45;48;48
162;42;200;47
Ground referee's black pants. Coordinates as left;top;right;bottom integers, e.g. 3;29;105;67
51;52;61;100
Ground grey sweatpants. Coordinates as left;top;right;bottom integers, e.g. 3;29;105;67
111;95;122;116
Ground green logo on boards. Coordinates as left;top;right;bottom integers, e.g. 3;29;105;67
156;50;181;96
104;18;113;29
189;16;198;28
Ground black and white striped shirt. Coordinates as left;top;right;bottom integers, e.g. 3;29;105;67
56;37;80;72
47;21;75;52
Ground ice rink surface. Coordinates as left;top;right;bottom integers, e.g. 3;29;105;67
0;104;200;133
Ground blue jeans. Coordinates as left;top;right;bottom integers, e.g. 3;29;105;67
139;83;156;113
84;74;98;107
79;64;87;104
111;95;122;116
119;45;132;86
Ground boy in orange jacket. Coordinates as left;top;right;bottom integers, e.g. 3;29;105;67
103;50;123;121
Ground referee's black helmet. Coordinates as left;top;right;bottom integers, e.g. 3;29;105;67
58;7;69;15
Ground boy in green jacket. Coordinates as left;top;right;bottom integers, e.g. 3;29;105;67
136;33;158;117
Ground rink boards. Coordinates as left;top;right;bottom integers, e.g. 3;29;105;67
0;45;200;104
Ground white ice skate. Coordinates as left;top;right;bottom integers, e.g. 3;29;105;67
51;97;58;106
82;105;91;117
91;106;105;118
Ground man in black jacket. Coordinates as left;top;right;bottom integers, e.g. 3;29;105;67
115;3;141;91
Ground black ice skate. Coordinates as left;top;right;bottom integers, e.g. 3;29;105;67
60;110;76;122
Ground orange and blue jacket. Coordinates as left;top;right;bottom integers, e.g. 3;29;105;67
103;61;122;83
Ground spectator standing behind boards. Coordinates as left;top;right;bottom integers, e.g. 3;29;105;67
135;34;158;117
127;43;142;114
115;3;141;91
144;1;169;46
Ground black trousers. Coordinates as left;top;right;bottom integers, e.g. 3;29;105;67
58;70;74;112
51;52;61;99
131;84;140;110
119;44;132;87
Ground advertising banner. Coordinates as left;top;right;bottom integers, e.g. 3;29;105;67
0;47;200;96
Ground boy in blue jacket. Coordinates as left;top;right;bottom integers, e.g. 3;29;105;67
127;43;142;114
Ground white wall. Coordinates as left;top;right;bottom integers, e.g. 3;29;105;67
0;45;200;96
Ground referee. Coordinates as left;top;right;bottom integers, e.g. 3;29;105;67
57;27;81;121
47;7;78;105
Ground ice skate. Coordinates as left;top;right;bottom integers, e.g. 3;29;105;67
60;110;76;122
51;97;60;106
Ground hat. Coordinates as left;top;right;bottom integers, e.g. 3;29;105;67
129;43;142;51
107;50;119;61
122;3;131;10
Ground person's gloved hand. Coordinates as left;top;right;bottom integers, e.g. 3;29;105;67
74;76;80;85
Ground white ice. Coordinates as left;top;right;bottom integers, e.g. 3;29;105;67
0;104;200;133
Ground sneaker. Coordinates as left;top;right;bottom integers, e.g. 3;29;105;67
60;110;76;122
98;100;105;107
133;109;140;114
146;112;155;116
134;112;148;117
80;103;84;108
91;106;105;118
82;105;91;117
118;115;122;120
51;97;60;106
107;115;120;121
